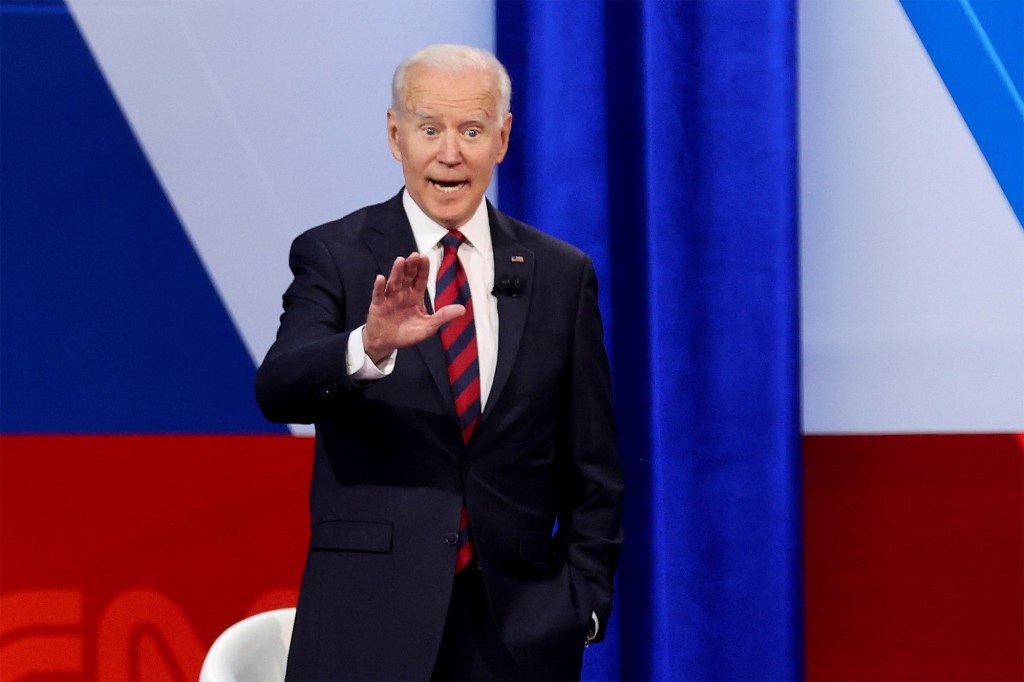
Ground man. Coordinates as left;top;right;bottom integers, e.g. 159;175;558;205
256;44;623;681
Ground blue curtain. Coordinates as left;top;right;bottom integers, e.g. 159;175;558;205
496;2;803;680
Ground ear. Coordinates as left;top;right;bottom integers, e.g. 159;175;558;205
495;113;512;164
386;109;402;162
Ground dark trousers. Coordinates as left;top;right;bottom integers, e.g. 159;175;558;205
430;567;530;681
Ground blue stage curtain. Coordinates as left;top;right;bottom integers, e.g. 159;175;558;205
496;2;803;680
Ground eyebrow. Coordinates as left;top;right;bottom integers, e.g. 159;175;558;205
410;110;493;125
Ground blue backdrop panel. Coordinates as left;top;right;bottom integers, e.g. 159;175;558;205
497;1;803;680
0;2;283;434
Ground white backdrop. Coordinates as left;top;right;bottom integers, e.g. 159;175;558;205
68;0;495;370
799;0;1023;433
68;0;1024;435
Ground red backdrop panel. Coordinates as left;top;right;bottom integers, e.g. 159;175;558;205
0;435;312;681
803;433;1024;681
4;434;1022;680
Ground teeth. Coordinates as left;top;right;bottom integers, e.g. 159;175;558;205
432;181;464;193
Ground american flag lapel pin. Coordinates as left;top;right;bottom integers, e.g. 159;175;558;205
510;255;525;263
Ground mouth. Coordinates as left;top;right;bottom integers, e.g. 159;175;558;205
429;179;467;194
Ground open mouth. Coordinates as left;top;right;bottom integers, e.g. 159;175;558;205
430;179;467;194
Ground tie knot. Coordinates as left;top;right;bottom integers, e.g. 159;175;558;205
440;230;465;253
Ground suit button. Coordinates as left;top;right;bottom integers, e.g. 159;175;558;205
445;532;459;546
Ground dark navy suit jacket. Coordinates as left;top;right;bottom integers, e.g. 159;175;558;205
255;191;623;681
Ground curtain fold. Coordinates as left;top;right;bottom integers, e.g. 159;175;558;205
496;2;803;679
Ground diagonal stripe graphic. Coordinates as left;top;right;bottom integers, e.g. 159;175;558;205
901;0;1024;226
0;3;284;434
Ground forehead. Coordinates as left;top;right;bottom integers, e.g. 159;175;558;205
401;65;499;118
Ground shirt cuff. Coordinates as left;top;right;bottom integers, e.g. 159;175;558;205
586;612;599;643
346;325;396;380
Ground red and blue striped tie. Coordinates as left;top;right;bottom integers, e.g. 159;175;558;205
436;230;479;572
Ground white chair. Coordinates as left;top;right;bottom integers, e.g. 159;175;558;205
199;608;296;682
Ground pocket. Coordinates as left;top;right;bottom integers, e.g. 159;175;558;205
517;530;554;562
566;562;597;636
310;519;393;553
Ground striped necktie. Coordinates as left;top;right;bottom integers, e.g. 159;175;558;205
436;230;479;572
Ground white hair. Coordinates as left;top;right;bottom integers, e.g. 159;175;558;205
391;44;512;117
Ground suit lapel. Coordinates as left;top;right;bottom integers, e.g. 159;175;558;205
362;192;418;273
483;203;534;422
362;192;456;420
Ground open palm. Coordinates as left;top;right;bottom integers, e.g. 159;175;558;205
362;253;465;364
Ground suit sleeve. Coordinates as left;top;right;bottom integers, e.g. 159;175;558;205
255;231;358;424
560;255;624;642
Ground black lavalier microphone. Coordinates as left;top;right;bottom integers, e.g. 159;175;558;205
492;275;524;298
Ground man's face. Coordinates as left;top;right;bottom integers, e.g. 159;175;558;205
387;65;512;230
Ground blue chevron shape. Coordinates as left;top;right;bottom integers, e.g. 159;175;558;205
0;1;286;434
901;0;1024;228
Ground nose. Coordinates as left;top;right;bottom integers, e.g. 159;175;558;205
437;132;461;165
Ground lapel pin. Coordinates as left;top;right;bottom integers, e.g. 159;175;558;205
510;255;525;263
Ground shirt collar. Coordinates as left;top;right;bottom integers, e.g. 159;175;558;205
402;188;491;255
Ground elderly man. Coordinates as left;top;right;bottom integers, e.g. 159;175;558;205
256;44;623;681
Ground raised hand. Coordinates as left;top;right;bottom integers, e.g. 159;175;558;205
362;253;465;364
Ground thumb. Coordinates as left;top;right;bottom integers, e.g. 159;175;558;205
431;303;467;328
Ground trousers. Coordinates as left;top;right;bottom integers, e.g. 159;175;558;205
430;566;530;681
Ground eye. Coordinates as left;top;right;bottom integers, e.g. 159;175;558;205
423;126;438;136
465;128;481;139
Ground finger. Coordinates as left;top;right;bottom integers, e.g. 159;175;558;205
411;253;430;294
402;252;421;290
370;274;386;306
387;256;406;293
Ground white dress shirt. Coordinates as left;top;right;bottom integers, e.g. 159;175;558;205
346;190;499;410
